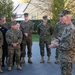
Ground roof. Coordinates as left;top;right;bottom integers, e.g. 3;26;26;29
13;3;28;14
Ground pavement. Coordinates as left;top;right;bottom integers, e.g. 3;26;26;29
1;42;75;75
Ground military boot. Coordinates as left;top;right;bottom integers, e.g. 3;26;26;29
55;58;59;64
8;66;12;71
28;57;33;64
40;56;44;63
0;66;3;73
17;64;22;70
20;57;25;64
47;57;50;63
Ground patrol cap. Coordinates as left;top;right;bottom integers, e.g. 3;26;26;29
58;10;71;17
1;15;6;18
11;21;17;26
24;13;29;17
11;14;16;18
43;16;48;20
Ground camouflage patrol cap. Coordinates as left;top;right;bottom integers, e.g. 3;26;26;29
58;10;71;17
24;13;29;17
1;15;6;18
43;16;48;20
11;14;16;18
11;21;17;26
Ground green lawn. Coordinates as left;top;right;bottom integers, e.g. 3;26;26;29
32;34;39;42
32;34;54;42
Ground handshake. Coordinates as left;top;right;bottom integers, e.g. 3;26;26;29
49;39;59;48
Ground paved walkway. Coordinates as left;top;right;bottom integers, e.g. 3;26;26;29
1;42;75;75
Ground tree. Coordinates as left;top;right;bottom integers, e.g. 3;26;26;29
30;0;52;17
64;0;75;17
20;0;30;3
0;0;13;21
51;0;64;26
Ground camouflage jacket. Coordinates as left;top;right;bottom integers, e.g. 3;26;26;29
38;22;53;41
54;21;65;39
6;28;23;46
20;20;34;38
0;31;3;47
59;23;75;62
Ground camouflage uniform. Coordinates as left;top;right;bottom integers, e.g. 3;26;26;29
54;21;65;61
0;31;3;66
6;28;22;67
72;19;75;26
20;21;34;58
59;23;75;75
8;21;17;66
38;22;53;57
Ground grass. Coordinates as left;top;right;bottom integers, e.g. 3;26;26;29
32;34;54;42
32;34;39;42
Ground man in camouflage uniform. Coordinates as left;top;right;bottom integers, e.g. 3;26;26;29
0;21;3;72
1;15;11;29
10;14;17;66
49;10;75;75
38;16;53;63
54;16;66;64
20;13;34;64
6;21;23;71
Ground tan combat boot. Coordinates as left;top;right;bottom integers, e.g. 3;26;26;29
47;57;50;63
17;64;22;70
21;57;25;64
55;58;59;64
40;56;44;63
0;66;3;73
28;57;33;64
8;66;12;71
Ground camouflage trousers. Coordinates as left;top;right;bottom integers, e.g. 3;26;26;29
55;47;59;59
60;62;72;75
39;40;51;56
21;38;32;57
8;46;21;67
0;47;2;66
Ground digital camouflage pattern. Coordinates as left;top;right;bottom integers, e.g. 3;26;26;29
20;21;34;37
38;22;53;56
6;28;23;66
54;21;65;39
59;23;75;75
20;20;34;57
54;21;66;59
60;62;72;75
